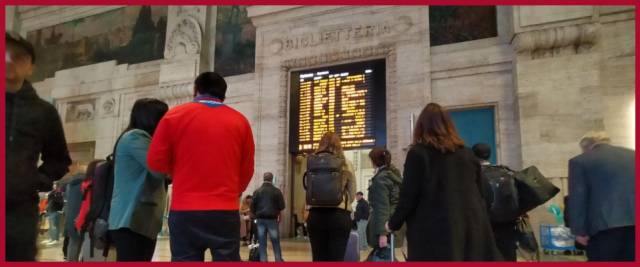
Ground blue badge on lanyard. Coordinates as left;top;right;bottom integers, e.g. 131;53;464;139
194;95;224;108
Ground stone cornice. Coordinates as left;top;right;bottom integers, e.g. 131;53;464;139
513;23;599;59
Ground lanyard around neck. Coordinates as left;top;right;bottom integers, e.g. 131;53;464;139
194;95;224;108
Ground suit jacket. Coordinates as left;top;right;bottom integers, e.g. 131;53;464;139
568;144;635;237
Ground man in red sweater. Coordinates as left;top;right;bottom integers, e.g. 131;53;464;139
148;72;255;261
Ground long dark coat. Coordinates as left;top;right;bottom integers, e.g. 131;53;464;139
388;143;502;261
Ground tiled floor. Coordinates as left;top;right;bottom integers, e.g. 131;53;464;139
37;235;378;262
36;233;585;262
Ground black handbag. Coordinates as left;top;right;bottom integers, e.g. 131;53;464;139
248;244;260;262
514;166;560;213
516;215;539;253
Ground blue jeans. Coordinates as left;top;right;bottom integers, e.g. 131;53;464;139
47;211;60;241
356;220;368;250
256;219;283;262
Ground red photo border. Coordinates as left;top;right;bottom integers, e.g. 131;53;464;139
1;1;638;267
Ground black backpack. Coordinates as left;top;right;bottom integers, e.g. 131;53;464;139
303;152;347;208
48;189;65;212
481;165;521;223
83;135;122;257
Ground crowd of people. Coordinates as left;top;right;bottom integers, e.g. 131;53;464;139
6;31;636;262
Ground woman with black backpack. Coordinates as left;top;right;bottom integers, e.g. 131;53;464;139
108;98;169;261
306;132;357;261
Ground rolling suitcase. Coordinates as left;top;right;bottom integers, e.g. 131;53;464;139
344;230;360;262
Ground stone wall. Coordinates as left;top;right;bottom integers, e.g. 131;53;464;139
512;5;635;239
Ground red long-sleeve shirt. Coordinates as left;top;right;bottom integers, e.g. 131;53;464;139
147;100;255;211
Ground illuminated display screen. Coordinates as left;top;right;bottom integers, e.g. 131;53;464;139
289;59;386;153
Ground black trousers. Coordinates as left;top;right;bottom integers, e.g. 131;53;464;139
307;208;352;261
6;200;39;261
492;222;518;261
110;228;157;261
587;226;635;262
168;210;241;262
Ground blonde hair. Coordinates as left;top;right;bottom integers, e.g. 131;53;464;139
316;132;345;158
580;130;611;149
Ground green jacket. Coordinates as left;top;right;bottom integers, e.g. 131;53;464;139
367;166;405;248
108;129;167;240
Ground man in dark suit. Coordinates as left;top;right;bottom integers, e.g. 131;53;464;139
568;131;635;261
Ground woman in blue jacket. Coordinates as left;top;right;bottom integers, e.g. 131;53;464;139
108;98;169;261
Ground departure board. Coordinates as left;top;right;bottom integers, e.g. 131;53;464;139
289;59;386;153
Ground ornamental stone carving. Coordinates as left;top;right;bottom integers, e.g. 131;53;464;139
156;81;194;106
176;6;202;17
513;23;599;59
65;99;96;122
165;16;202;59
100;97;117;117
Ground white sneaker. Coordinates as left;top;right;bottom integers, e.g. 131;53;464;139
46;240;59;246
40;239;52;244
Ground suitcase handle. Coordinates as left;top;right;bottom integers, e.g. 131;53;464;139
390;233;395;262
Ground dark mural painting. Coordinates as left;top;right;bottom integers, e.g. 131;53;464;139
26;6;167;82
429;6;497;46
214;6;256;77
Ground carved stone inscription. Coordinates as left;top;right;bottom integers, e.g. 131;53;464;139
269;16;413;54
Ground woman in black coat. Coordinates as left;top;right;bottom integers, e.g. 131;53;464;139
386;103;502;261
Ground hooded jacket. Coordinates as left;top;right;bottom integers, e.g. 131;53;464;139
367;165;405;248
6;81;71;207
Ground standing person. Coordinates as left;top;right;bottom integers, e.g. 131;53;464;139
386;103;502;261
240;195;255;246
353;192;370;251
472;143;518;261
108;98;169;262
366;148;405;259
147;72;255;262
568;131;635;261
6;31;72;261
43;183;64;246
306;132;357;261
251;172;286;262
63;163;87;262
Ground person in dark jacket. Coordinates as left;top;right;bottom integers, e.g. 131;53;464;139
6;32;72;261
367;147;405;258
472;143;518;261
63;166;86;262
386;103;502;261
109;98;169;262
250;172;285;262
568;131;635;261
353;192;370;250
